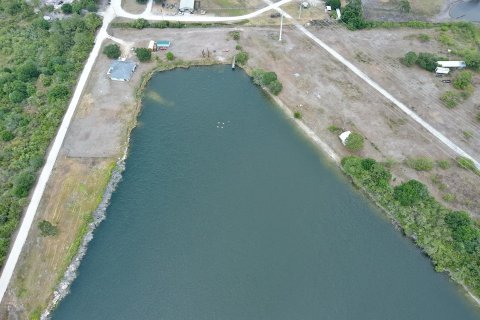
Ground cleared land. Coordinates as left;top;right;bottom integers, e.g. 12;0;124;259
122;0;147;14
2;23;480;318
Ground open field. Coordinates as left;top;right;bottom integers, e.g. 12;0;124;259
363;0;449;21
2;23;480;318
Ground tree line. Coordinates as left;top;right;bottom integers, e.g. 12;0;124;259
0;1;102;265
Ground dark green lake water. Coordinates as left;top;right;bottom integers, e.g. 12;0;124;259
53;66;480;319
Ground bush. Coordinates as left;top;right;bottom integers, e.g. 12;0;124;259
267;80;282;95
13;171;35;198
61;3;73;14
437;159;451;169
406;157;434;171
133;18;149;29
440;91;462;109
235;44;242;50
261;71;277;85
464;50;480;71
453;71;473;90
345;132;364;152
399;0;410;12
457;156;478;174
230;31;240;40
135;48;151;62
445;211;479;253
38;220;58;237
294;111;302;119
401;51;417;67
235;51;248;65
476;112;480;122
326;0;341;10
328;125;342;134
394;179;429;206
166;51;174;61
417;34;430;42
103;44;121;59
48;85;70;102
136;0;148;3
416;52;440;72
1;131;14;142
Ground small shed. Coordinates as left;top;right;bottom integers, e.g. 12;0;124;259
156;40;171;50
435;67;450;75
107;60;137;82
336;8;341;20
339;131;351;146
179;0;194;12
437;61;466;69
148;40;157;51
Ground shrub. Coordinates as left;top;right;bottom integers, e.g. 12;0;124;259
267;80;282;95
326;0;341;10
393;179;429;206
135;48;151;62
437;160;451;169
416;52;440;72
345;132;364;152
38;220;58;237
13;171;35;198
230;31;240;40
328;125;342;134
445;211;479;253
136;0;148;3
48;85;70;102
457;156;478;174
235;51;248;65
476;112;480;122
399;0;410;13
442;193;455;202
440;91;462;109
453;71;473;90
417;34;430;42
261;72;277;85
133;18;149;29
1;131;14;142
103;44;121;59
464;50;480;71
166;51;174;61
235;44;242;50
61;3;73;14
406;157;434;171
294;111;302;119
401;51;417;67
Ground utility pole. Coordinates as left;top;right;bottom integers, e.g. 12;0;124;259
279;13;283;42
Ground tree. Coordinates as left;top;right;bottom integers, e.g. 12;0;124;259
135;48;151;62
402;51;417;67
136;0;148;3
261;71;277;85
345;132;364;151
393;179;429;206
341;0;367;30
453;71;473;90
103;43;121;59
17;60;39;81
61;3;73;14
445;211;479;253
48;85;70;102
326;0;341;10
166;51;174;61
464;50;480;71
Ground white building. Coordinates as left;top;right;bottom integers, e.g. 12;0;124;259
437;61;466;69
179;0;194;12
339;131;351;146
435;67;450;75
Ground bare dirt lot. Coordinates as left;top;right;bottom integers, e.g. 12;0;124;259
362;0;456;22
2;24;480;318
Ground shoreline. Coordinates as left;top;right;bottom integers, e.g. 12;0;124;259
41;62;480;317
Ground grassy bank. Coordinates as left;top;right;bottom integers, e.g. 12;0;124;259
341;156;480;298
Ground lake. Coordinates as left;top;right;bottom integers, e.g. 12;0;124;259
53;66;480;319
450;0;480;22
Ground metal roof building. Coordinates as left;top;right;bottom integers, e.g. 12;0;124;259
107;60;137;82
437;61;466;69
179;0;194;12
